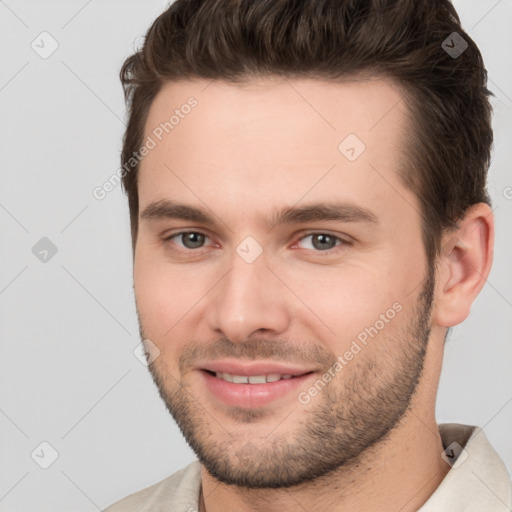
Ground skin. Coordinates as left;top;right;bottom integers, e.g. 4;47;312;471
133;76;494;512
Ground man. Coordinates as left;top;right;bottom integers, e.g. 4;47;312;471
106;0;511;510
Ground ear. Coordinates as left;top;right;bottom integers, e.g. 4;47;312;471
432;203;494;328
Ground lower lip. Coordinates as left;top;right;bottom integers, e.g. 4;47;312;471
201;370;314;408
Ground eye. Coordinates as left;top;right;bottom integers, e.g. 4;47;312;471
165;231;212;250
163;231;348;254
295;232;346;252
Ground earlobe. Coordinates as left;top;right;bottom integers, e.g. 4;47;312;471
432;203;494;328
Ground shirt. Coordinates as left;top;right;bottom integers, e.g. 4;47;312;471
104;423;512;511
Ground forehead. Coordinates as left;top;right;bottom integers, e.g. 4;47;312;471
138;76;417;229
142;76;408;155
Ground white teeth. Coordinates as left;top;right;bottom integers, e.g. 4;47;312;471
248;375;266;384
213;372;297;384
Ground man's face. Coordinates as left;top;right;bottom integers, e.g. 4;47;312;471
134;77;435;487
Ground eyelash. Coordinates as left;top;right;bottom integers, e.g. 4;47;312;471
163;230;349;254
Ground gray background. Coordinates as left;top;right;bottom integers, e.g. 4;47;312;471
0;1;511;510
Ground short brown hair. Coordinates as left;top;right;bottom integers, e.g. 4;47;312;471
120;0;493;265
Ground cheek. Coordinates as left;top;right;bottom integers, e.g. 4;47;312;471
286;263;411;353
133;248;197;340
134;271;190;371
134;245;224;359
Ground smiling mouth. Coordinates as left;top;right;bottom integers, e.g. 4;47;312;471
204;370;313;384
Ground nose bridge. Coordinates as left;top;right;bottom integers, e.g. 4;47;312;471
206;245;289;342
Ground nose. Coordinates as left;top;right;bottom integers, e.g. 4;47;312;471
204;249;291;344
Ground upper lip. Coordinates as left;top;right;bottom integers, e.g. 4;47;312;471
196;359;316;377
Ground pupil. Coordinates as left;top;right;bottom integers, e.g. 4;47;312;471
183;232;204;249
312;234;335;250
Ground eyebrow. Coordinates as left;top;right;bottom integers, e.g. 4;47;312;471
139;199;378;228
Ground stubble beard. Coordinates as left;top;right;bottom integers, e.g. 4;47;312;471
142;270;434;489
